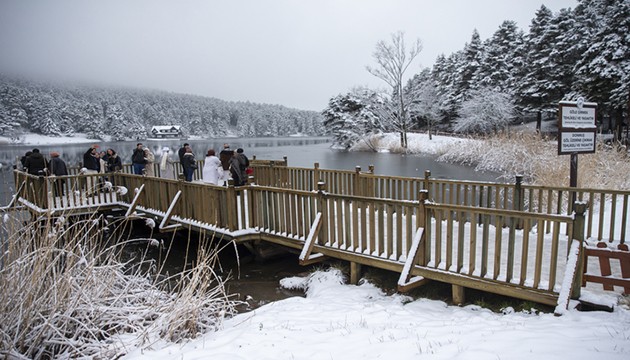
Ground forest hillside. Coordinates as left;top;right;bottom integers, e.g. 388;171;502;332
0;75;325;141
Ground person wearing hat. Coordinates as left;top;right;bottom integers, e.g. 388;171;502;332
160;146;176;179
47;151;68;196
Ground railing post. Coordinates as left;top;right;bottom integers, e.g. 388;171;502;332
354;166;361;197
226;178;238;231
313;162;320;191
424;170;431;192
571;201;587;299
418;189;429;265
317;181;327;246
283;156;288;166
514;175;524;229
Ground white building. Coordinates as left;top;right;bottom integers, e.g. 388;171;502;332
149;125;183;138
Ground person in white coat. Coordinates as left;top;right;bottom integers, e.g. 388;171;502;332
159;147;176;179
202;149;224;185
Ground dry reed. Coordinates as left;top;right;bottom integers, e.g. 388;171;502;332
439;131;630;189
0;210;238;359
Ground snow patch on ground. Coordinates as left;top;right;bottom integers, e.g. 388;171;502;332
123;268;630;360
0;133;104;145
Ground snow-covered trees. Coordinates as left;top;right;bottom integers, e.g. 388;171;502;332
407;69;442;139
0;75;324;139
322;88;382;149
367;31;422;148
453;88;516;134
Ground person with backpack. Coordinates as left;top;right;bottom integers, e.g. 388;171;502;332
236;148;250;186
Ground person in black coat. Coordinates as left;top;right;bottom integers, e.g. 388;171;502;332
83;145;101;192
106;148;122;172
47;151;68;196
19;151;32;170
178;143;190;173
24;148;47;176
181;147;197;181
131;143;146;175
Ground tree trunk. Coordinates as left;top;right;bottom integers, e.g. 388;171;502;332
615;107;623;142
536;111;542;133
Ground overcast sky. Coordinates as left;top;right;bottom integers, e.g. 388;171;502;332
0;0;578;111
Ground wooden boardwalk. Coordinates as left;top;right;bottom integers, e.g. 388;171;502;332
4;160;629;310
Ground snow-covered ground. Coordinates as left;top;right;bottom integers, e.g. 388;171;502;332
122;268;629;360
353;132;475;155
0;133;103;145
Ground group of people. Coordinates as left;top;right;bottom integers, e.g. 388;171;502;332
173;142;250;185
19;148;69;196
17;142;251;188
131;143;156;176
20;148;69;178
82;145;124;175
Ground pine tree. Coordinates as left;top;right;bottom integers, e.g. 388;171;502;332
474;21;525;95
322;89;382;149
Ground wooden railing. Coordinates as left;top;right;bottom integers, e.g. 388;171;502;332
249;163;629;245
9;159;624;305
240;182;580;304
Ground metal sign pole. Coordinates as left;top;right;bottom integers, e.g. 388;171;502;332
570;152;578;206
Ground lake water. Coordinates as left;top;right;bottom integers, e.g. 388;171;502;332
0;136;500;204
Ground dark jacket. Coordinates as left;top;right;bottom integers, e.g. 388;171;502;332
83;148;100;171
107;154;122;172
24;152;47;175
48;157;68;176
178;146;186;163
131;148;146;165
181;153;197;171
219;148;233;170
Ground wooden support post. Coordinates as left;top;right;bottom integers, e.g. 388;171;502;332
317;181;327;246
452;284;465;305
226;179;238;231
159;190;182;232
125;184;145;218
424;170;431;191
350;262;362;285
571;202;587;299
299;212;326;265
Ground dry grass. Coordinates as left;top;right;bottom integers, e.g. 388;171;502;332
439;131;630;189
0;211;238;359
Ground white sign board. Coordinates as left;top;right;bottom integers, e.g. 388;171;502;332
559;131;596;154
560;106;596;128
558;100;597;155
